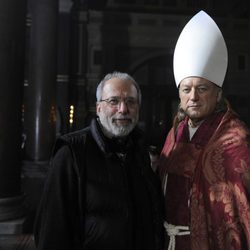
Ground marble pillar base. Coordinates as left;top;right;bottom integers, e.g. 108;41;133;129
22;160;49;178
0;195;25;222
0;217;25;234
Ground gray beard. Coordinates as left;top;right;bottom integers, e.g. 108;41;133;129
98;113;138;138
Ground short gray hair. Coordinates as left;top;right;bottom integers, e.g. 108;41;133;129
96;71;142;105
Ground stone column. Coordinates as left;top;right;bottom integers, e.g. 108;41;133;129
23;0;59;174
0;0;27;225
68;1;89;130
21;0;59;232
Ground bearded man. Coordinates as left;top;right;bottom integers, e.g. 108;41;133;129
34;71;164;250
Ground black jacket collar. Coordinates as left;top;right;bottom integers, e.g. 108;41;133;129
90;117;143;157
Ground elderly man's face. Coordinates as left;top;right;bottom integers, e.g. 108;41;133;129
96;78;139;138
179;77;221;123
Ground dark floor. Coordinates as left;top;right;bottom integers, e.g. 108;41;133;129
0;235;35;250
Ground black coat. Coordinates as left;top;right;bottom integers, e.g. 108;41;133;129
34;118;164;250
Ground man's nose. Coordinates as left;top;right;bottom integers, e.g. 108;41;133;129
118;101;128;113
190;88;199;100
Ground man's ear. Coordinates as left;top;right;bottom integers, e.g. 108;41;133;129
217;90;222;102
96;103;100;114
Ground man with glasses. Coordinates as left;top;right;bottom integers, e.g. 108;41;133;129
34;71;164;250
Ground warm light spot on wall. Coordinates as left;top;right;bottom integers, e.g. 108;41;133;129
69;105;74;125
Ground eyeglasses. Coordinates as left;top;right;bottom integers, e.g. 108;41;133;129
99;97;138;108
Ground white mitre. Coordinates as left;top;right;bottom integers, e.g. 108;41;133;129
173;10;228;87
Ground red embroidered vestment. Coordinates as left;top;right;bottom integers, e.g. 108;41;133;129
159;109;250;250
